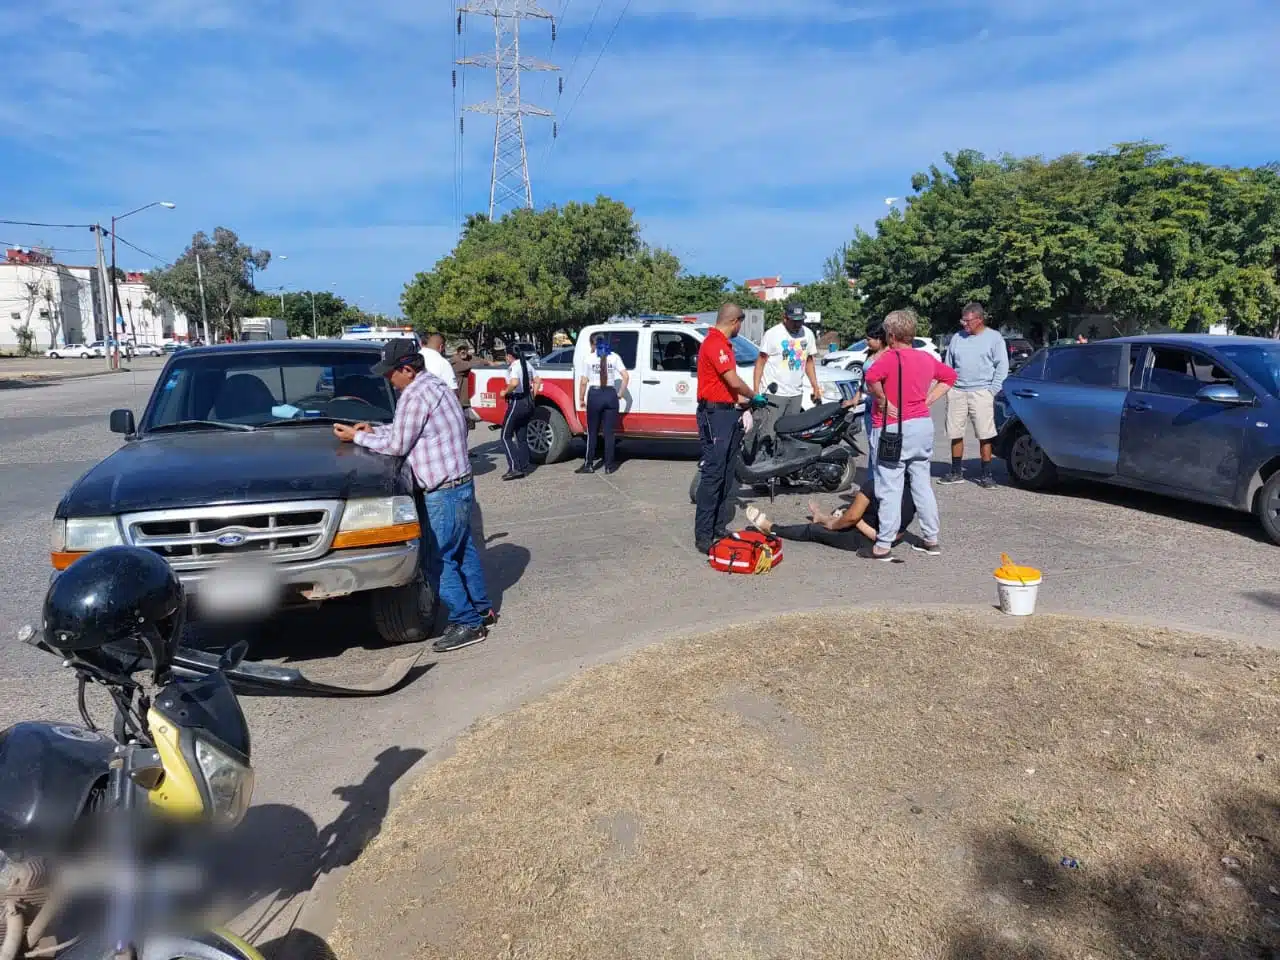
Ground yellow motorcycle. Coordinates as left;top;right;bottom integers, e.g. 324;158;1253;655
2;546;417;960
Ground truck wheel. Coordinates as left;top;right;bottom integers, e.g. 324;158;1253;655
527;405;571;464
1006;427;1058;490
369;575;438;645
1257;471;1280;546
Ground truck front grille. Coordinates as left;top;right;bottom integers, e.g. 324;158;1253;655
120;500;341;569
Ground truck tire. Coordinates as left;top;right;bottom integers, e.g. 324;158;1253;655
527;404;571;464
1257;470;1280;546
369;575;438;645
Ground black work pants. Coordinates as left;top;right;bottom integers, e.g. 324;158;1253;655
585;386;620;468
694;405;743;546
773;523;862;551
501;395;534;473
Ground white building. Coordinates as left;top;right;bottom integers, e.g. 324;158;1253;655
0;248;101;354
1;249;190;354
115;271;190;345
744;275;802;302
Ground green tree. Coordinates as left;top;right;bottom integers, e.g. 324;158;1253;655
147;228;271;339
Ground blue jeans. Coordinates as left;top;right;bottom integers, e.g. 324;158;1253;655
870;418;940;551
418;480;491;628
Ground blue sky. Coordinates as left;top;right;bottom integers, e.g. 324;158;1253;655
2;0;1278;316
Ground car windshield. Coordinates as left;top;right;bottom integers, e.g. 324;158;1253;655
142;349;397;432
694;326;760;363
846;340;867;352
1217;343;1280;398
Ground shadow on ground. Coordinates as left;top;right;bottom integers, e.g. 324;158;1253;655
206;745;427;959
948;788;1280;960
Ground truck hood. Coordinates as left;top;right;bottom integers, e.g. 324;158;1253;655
60;427;406;517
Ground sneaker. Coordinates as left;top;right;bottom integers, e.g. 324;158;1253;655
482;609;499;627
911;541;942;557
975;474;998;489
937;472;965;485
604;464;619;475
501;470;527;482
695;540;714;555
432;623;487;653
574;463;595;475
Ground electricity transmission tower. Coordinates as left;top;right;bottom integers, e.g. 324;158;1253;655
456;0;559;219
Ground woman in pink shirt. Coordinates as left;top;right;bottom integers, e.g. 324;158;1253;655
863;309;957;561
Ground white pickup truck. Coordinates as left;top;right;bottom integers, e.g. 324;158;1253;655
471;319;864;463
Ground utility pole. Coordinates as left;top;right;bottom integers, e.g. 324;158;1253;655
92;225;115;370
195;252;210;343
309;291;317;339
456;0;558;219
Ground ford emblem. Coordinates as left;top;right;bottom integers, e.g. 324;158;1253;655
215;532;247;547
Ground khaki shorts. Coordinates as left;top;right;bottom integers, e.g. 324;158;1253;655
946;389;997;441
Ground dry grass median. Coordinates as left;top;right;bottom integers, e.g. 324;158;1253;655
330;611;1280;960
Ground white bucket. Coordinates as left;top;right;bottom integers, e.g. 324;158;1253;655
995;575;1042;616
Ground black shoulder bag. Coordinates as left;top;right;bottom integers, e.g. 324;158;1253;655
876;350;904;465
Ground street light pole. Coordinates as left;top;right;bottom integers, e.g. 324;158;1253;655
195;252;210;343
109;200;175;360
309;291;317;339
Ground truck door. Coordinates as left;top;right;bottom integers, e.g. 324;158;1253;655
634;330;700;435
573;330;640;431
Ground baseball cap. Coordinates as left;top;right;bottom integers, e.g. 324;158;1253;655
370;338;420;377
784;303;806;321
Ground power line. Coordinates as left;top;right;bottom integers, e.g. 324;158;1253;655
108;231;170;266
0;218;94;229
545;0;631;165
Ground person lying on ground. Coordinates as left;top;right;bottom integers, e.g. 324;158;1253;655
743;473;916;553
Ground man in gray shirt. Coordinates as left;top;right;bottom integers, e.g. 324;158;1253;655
939;302;1008;488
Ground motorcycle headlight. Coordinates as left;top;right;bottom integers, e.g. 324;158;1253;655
194;737;254;827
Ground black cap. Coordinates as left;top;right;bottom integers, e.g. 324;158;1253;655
370;338;420;377
784;303;806;321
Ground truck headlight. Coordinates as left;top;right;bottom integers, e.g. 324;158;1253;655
51;517;124;569
333;496;420;549
194;737;254;827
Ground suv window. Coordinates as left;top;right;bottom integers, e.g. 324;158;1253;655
1141;347;1236;398
596;331;638;370
1014;347;1048;380
651;332;699;372
1043;344;1122;387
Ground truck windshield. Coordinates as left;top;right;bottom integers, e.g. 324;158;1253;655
694;327;760;363
142;350;397;431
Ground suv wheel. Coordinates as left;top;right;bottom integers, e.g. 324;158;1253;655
1006;428;1058;490
49;352;61;359
1257;471;1280;546
369;575;438;645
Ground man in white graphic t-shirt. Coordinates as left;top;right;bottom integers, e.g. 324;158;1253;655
751;302;821;459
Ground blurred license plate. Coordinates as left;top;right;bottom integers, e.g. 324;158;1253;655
474;393;497;408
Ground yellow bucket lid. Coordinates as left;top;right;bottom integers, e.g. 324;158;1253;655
993;553;1041;583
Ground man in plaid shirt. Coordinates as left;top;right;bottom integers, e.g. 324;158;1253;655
334;338;494;652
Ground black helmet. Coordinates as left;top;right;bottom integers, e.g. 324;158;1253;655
42;546;185;680
784;303;806;323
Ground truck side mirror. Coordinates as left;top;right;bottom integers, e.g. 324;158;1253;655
109;409;136;435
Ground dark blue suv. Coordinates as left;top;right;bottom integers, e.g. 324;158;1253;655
993;335;1280;544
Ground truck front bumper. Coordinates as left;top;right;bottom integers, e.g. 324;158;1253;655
51;542;422;603
178;541;421;601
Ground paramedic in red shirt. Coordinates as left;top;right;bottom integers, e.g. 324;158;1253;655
863;308;957;561
694;303;765;553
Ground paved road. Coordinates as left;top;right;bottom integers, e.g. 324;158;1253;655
1;374;1277;955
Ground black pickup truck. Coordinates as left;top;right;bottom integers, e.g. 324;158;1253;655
50;340;435;645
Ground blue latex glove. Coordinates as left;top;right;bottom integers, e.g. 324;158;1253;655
750;393;769;409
